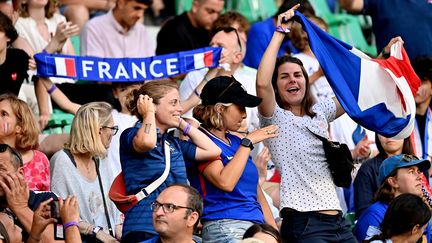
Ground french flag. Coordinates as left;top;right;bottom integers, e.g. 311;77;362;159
48;56;77;77
184;51;213;71
295;12;420;139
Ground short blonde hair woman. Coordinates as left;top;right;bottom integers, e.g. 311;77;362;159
50;102;122;241
0;93;50;191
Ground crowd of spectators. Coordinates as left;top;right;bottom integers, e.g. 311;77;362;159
0;0;431;242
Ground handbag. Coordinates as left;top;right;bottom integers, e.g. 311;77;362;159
308;129;354;188
109;140;171;213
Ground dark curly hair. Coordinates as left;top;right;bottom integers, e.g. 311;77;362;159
0;11;18;44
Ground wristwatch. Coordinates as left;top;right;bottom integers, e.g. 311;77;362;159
92;226;102;237
240;138;254;150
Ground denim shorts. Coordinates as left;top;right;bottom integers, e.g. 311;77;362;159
202;219;254;243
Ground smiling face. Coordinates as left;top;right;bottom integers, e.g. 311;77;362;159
155;88;183;132
275;62;308;112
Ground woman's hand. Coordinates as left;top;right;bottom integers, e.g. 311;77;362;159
255;146;272;183
380;36;404;58
137;94;155;118
59;196;80;224
29;198;56;242
276;3;300;29
53;22;80;44
246;125;279;144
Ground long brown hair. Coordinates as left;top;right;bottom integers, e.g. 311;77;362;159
18;0;57;18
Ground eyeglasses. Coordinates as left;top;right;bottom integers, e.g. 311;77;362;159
150;201;194;214
215;27;242;52
101;125;119;135
216;77;239;100
0;144;23;167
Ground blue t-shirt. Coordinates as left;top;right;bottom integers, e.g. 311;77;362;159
354;201;387;241
188;131;264;223
363;0;432;60
355;200;431;242
120;124;197;236
243;17;296;69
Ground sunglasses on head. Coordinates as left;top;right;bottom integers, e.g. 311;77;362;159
0;144;23;166
215;27;243;53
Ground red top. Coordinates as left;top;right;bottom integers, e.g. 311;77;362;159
23;150;50;191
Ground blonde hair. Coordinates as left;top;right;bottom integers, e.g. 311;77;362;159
0;93;39;151
126;80;178;122
193;103;229;130
66;102;113;158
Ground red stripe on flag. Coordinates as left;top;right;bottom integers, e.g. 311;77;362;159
374;46;421;98
203;51;213;67
65;58;76;77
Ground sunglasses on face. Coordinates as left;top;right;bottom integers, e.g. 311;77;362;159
215;27;242;53
0;144;23;166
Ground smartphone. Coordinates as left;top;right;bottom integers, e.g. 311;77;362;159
50;200;61;221
50;200;65;240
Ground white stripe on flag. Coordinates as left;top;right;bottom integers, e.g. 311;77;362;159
194;53;205;69
54;58;67;76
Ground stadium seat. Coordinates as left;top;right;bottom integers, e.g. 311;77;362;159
43;109;74;134
226;0;277;23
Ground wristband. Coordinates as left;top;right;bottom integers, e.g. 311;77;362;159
193;89;200;97
63;221;79;230
183;123;192;136
275;26;290;34
47;84;57;94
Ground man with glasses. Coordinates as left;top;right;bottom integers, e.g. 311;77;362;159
0;144;59;242
141;184;203;243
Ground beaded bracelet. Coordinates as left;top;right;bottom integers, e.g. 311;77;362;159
47;84;57;94
183;123;192;136
63;221;79;230
275;26;290;34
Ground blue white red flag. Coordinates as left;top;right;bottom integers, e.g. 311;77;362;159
48;56;77;77
34;47;222;82
294;12;420;139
